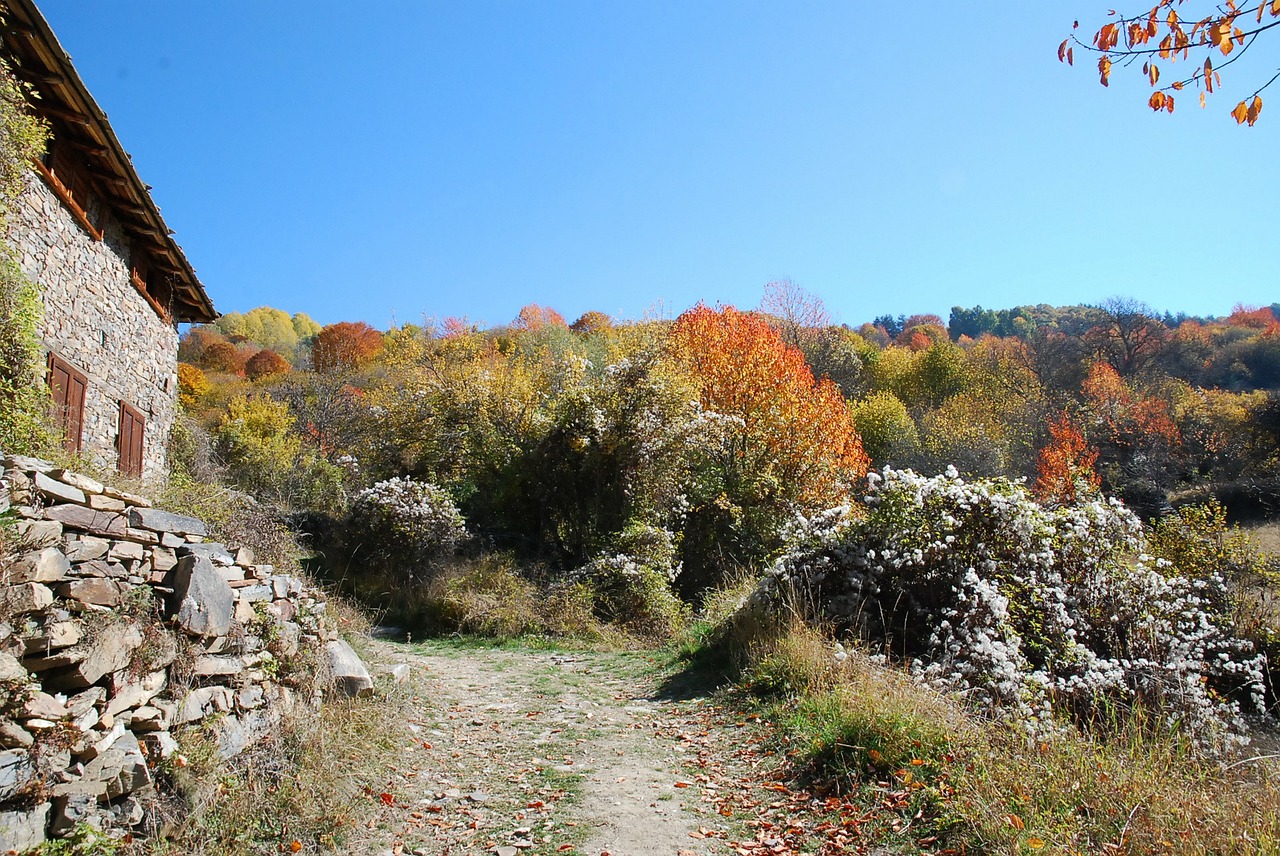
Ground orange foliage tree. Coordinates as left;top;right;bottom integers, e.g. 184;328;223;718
570;310;613;335
1227;303;1280;331
668;304;869;509
1033;414;1101;504
198;341;248;375
245;349;292;382
512;303;567;331
1062;2;1279;124
311;321;383;374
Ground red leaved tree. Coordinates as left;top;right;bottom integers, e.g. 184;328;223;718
245;349;292;382
311;322;383;374
1033;415;1101;505
669;304;869;509
511;303;567;331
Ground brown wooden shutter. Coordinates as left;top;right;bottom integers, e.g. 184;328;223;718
46;353;86;454
117;402;145;478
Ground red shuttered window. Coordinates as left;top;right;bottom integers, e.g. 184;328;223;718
117;402;145;478
46;353;86;454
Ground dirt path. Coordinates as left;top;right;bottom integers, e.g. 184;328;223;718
359;639;738;856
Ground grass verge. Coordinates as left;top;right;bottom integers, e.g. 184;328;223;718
705;607;1280;855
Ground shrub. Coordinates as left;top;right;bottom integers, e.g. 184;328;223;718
759;467;1267;749
244;348;291;382
423;554;541;637
214;394;345;509
345;477;465;583
176;363;210;410
0;61;52;458
199;341;249;375
577;523;689;640
310;321;383;374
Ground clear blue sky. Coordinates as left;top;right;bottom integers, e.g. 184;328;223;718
39;1;1279;329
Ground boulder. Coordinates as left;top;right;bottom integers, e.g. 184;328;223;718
107;541;145;562
43;505;127;537
150;546;177;572
48;469;104;495
64;536;110;562
32;471;85;504
20;691;68;721
8;547;69;584
0;583;54;614
105;669;167;717
57;577;122;607
82;730;150;800
325;639;374;697
0;723;32;749
140;730;178;760
102;485;150;507
0;651;26;681
0;749;34;800
176;686;233;725
170;555;234;637
22;621;83;654
0;803;49;853
87;493;126;512
42;622;143;690
178;542;234;566
15;518;61;549
48;791;95;838
128;507;206;537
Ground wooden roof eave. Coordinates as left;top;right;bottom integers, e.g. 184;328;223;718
0;0;216;323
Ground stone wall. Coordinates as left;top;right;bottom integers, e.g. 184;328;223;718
0;454;374;852
6;175;179;479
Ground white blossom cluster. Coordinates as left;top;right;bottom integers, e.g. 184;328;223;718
348;476;466;569
760;467;1267;749
577;523;683;584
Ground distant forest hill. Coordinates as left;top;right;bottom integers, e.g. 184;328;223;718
175;296;1280;577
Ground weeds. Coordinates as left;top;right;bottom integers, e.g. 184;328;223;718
725;612;1280;854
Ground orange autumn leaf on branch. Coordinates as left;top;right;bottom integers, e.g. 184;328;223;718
1063;2;1280;123
668;304;869;508
1033;415;1100;505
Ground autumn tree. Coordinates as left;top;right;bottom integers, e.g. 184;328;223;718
670;304;870;590
176;363;210;410
198;341;248;375
570;310;613;335
1082;361;1181;512
178;326;229;365
310;321;383;374
669;304;868;507
245;348;291;382
1033;415;1101;504
512;303;567;331
1063;2;1278;124
215;306;320;359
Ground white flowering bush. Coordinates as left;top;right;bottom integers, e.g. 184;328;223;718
346;477;466;580
759;467;1267;748
577;523;689;639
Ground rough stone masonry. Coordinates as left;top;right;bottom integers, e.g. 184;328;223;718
0;454;375;852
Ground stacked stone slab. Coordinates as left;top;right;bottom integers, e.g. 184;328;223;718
0;455;373;852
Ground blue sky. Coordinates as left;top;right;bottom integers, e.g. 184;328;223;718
39;1;1279;329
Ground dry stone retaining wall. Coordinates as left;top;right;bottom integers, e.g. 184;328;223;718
0;454;373;852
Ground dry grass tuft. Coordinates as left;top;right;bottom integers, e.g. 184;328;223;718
727;609;1280;854
141;665;413;854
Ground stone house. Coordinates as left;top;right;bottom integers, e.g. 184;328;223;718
1;0;216;479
